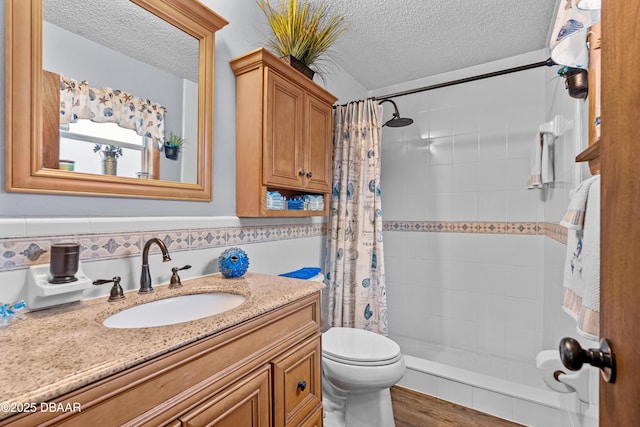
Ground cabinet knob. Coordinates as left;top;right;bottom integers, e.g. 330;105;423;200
306;171;312;178
299;169;305;176
297;381;307;392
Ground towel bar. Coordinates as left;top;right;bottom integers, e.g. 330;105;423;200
539;114;570;138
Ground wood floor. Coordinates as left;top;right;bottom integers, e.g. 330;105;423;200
391;386;523;427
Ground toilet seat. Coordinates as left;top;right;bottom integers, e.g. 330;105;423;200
323;327;401;366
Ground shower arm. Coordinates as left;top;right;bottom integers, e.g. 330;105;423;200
377;99;401;118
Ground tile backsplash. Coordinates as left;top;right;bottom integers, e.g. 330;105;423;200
0;217;326;272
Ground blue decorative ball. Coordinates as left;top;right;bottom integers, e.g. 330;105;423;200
218;247;249;278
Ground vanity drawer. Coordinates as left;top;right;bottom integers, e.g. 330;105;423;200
178;364;271;427
299;405;323;427
272;335;322;427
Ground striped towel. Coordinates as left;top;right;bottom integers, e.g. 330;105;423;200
561;175;601;339
560;175;600;229
528;133;554;189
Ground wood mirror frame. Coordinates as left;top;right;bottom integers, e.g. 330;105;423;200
5;0;227;201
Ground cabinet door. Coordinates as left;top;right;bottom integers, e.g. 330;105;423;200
264;69;305;189
179;365;271;427
272;335;322;427
303;95;333;193
299;405;323;427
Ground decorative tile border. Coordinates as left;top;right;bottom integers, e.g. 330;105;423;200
0;219;567;272
0;223;327;272
541;222;568;245
383;221;567;243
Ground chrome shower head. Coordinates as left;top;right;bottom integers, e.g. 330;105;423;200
378;99;413;128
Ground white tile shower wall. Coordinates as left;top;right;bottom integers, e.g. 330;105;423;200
382;67;548;367
542;65;591;349
386;231;545;364
380;54;593;422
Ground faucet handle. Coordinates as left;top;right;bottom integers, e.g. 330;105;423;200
169;265;191;289
93;276;125;302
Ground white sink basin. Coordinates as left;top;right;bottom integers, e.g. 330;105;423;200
103;293;246;328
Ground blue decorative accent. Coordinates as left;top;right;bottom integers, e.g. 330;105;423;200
332;184;340;198
20;244;46;262
102;239;120;254
557;19;584;41
369;180;376;193
367;150;375;158
279;267;321;279
364;304;373;320
347;182;354;199
218;247;249;278
362;278;370;288
371;253;377;269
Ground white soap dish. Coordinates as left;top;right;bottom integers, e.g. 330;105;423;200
26;264;92;310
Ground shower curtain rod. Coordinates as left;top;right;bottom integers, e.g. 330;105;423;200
374;58;555;101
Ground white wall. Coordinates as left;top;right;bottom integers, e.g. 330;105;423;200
377;51;585;386
541;65;593;350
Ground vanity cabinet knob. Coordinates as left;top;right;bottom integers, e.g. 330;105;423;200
299;169;305;176
297;380;307;392
306;171;312;178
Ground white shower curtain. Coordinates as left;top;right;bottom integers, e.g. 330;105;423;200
324;99;388;335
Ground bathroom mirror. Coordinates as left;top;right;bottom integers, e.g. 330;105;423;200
5;0;228;200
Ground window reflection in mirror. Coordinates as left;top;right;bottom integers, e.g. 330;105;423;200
60;121;153;179
42;0;199;184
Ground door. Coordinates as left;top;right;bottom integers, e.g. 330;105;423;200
600;1;640;425
304;94;333;193
272;336;322;427
264;69;305;189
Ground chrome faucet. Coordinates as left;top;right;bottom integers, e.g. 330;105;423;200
139;238;171;293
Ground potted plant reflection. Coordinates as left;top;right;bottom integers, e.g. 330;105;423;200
93;144;123;176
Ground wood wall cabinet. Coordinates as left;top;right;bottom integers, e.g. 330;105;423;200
0;293;323;427
231;48;338;217
576;21;601;175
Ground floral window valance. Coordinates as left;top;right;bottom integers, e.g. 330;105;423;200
59;75;166;143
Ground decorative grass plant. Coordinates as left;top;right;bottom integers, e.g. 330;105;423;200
164;132;185;149
257;0;348;78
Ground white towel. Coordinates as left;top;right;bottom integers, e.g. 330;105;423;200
541;134;554;185
560;175;599;229
560;175;600;340
528;133;554;189
578;177;600;338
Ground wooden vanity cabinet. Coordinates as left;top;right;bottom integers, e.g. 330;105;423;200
272;336;322;427
177;365;272;427
231;48;337;217
1;293;323;427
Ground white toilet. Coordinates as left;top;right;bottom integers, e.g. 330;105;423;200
322;327;406;427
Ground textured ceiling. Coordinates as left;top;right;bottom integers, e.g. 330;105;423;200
44;0;559;91
308;0;559;90
43;0;199;82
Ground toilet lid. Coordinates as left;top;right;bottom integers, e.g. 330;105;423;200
323;327;401;366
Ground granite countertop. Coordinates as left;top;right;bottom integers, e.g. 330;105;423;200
0;272;323;414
